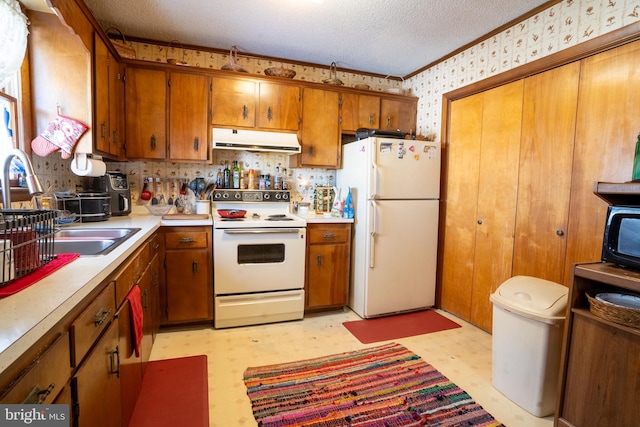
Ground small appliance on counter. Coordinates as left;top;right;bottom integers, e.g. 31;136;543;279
55;192;111;222
83;171;131;216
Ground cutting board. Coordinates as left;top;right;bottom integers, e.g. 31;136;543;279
161;214;210;220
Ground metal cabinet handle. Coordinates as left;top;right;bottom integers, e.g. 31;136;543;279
316;255;323;266
109;346;120;377
100;122;106;138
153;242;160;249
267;106;273;122
242;104;248;120
386;116;392;128
142;290;148;310
112;130;118;145
94;309;111;327
309;145;315;157
323;233;336;239
369;113;375;124
150;135;156;150
192;260;198;273
193;136;199;152
179;237;194;244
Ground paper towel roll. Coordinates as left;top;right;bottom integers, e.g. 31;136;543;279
70;154;106;177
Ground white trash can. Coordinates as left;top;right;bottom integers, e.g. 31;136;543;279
490;276;568;417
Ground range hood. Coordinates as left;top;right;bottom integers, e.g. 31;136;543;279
212;128;301;154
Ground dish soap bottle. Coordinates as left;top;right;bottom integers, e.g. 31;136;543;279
343;187;354;219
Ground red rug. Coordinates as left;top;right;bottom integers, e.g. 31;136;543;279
129;355;209;427
343;309;461;344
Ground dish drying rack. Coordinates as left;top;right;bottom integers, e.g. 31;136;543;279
0;209;57;286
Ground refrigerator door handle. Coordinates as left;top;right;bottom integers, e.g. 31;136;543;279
369;200;376;268
370;139;378;199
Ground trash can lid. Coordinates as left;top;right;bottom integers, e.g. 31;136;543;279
490;276;568;321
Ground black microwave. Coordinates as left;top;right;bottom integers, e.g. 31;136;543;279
602;205;640;269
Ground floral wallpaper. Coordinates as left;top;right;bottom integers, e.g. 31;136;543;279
407;0;640;139
27;0;640;208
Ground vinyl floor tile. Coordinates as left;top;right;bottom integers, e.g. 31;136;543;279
149;309;554;427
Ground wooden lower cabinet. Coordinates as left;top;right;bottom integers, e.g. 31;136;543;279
117;299;142;427
73;319;121;427
305;223;351;311
555;263;640;427
163;227;213;324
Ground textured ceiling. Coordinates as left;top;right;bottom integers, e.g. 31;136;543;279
63;0;551;77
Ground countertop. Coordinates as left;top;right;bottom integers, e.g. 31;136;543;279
0;207;212;373
0;207;348;373
301;212;354;223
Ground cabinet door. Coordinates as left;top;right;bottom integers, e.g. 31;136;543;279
125;67;166;159
117;300;142;427
299;88;340;167
109;59;125;157
258;82;300;130
165;249;211;323
307;244;350;308
168;72;210;161
211;77;256;127
341;92;380;132
94;35;110;154
73;320;121;427
380;98;416;133
138;260;154;366
440;80;523;331
564;40;640;284
512;62;580;284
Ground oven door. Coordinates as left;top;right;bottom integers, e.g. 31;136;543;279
214;227;306;294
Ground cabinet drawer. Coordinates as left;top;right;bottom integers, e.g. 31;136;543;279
0;332;70;404
113;241;150;307
71;282;116;366
308;224;350;244
165;231;208;249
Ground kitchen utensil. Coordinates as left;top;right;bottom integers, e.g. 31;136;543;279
217;209;247;218
221;46;247;72
140;178;151;201
180;180;188;195
195;177;206;197
167;179;174;205
323;62;343;85
151;178;158;205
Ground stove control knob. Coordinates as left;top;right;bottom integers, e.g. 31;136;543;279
282;192;289;200
263;192;271;200
234;192;242;200
213;192;222;199
221;192;229;199
274;193;282;200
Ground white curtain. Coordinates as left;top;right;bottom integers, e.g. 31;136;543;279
0;0;29;88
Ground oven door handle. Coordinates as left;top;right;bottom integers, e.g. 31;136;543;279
223;229;302;234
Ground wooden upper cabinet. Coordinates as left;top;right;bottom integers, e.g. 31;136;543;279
211;77;256;127
340;92;380;132
298;87;341;167
94;35;110;154
168;72;210;161
211;77;300;131
124;67;167;159
380;97;417;133
257;82;300;131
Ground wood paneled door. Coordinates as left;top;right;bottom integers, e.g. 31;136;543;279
440;80;524;331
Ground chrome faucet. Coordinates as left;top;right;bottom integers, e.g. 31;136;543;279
0;149;44;208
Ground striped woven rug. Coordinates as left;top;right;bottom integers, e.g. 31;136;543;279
243;342;504;427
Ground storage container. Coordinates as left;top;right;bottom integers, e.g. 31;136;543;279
490;276;568;417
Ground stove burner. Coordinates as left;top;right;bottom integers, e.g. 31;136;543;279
221;218;245;221
265;217;294;221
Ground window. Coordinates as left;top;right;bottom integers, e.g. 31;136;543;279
1;71;20;151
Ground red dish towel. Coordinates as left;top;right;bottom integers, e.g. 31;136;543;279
126;285;144;357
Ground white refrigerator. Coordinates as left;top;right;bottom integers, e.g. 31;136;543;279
337;137;440;318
